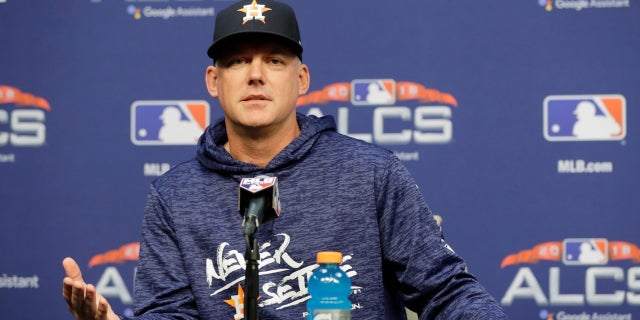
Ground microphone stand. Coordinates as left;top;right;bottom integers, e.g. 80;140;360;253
244;221;260;320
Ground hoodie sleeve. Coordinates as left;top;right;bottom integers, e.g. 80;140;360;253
376;157;507;320
126;184;200;320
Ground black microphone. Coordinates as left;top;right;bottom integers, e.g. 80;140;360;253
238;176;280;235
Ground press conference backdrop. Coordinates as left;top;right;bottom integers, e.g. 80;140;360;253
1;0;638;319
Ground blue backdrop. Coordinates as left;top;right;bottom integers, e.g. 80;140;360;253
1;0;638;319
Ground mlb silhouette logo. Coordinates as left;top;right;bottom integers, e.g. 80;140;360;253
543;95;626;141
130;100;210;145
562;238;608;265
351;79;396;106
240;176;277;193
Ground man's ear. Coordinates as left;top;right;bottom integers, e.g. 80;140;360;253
205;66;218;97
298;63;310;95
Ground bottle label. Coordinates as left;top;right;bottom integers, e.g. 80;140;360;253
311;309;351;320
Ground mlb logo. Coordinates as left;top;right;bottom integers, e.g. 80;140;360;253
351;79;396;106
240;176;277;193
130;100;210;145
543;94;626;141
562;238;608;265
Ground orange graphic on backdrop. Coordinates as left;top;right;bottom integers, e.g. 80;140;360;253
296;81;458;107
0;85;51;110
501;240;640;268
88;242;140;267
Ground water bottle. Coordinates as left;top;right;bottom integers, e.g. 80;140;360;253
307;251;352;320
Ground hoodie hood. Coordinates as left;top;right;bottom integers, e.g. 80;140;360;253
196;113;336;175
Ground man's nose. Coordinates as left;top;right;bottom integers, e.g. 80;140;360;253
248;60;265;85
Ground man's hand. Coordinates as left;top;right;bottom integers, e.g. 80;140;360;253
62;257;121;320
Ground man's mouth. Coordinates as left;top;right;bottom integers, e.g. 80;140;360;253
242;94;269;102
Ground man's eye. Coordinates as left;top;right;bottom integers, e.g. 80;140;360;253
268;58;283;65
222;58;245;67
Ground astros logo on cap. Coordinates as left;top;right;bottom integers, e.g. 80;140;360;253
238;0;272;24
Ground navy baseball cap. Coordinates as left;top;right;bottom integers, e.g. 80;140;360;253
207;0;303;61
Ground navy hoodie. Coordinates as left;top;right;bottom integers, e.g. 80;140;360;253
128;114;507;319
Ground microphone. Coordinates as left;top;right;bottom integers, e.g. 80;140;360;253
238;176;281;235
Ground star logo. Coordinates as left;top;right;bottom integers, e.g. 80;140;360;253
224;284;245;319
238;0;272;24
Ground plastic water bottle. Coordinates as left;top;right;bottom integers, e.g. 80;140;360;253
307;251;352;320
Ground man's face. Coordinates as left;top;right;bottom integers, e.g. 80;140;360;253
206;37;309;133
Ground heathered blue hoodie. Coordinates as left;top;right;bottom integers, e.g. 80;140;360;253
129;114;507;320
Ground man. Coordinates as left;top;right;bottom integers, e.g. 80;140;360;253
62;0;508;319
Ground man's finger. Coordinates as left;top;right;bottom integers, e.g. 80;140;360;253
62;257;84;282
70;280;87;314
62;277;76;305
97;295;110;319
84;284;99;314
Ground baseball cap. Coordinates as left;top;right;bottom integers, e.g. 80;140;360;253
207;0;303;61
